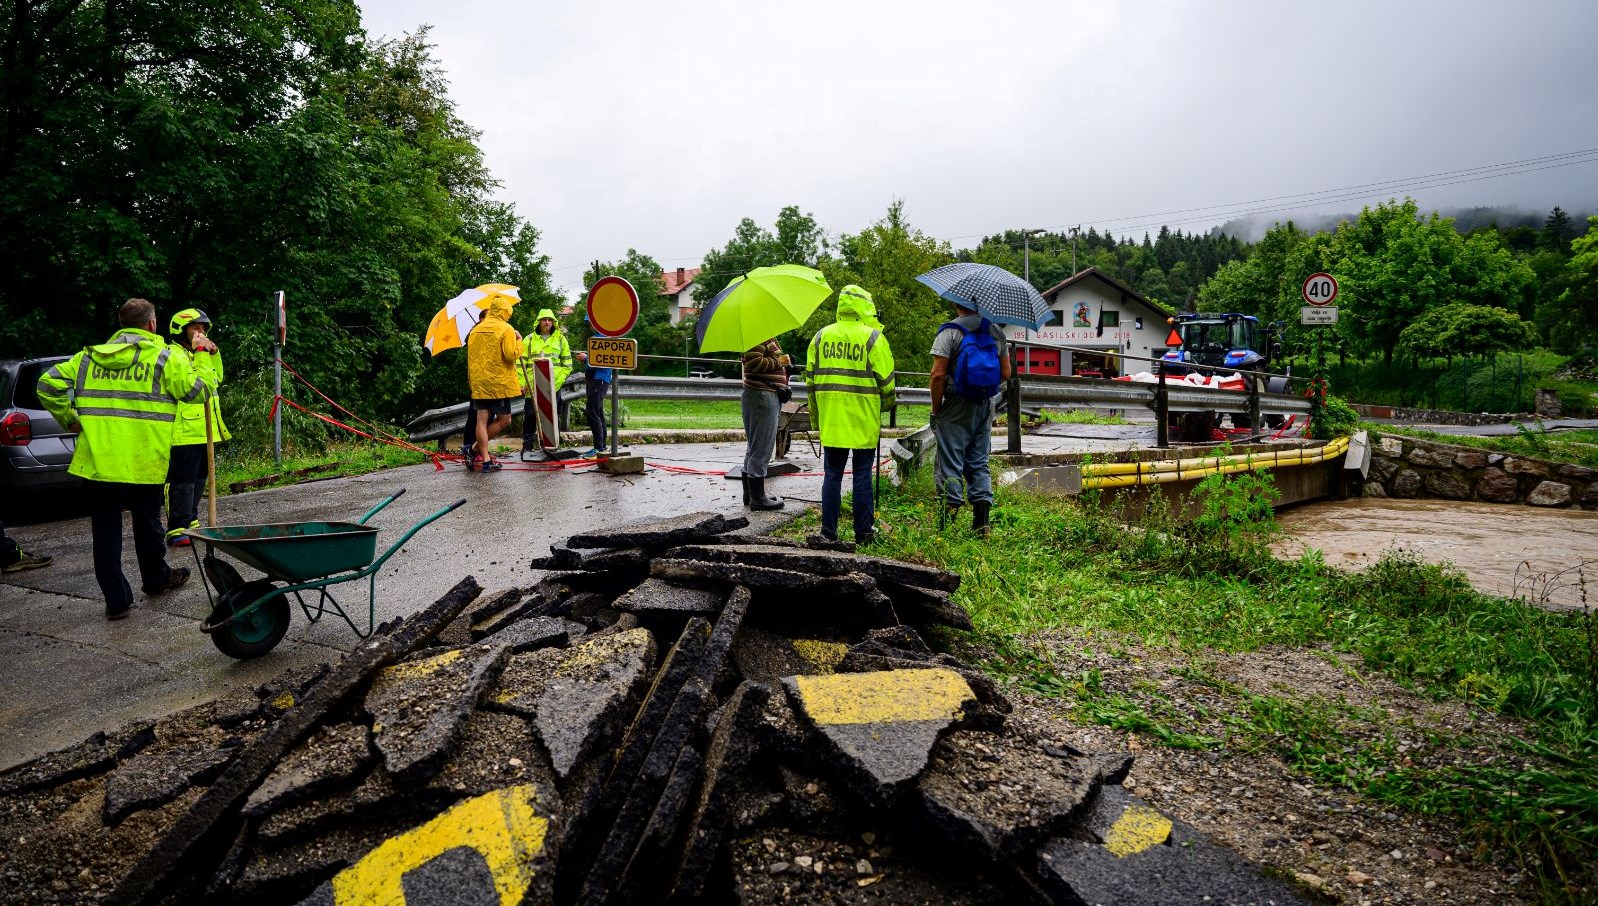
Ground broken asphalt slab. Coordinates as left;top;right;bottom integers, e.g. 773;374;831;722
297;783;560;906
1036;785;1313;906
486;627;658;779
364;642;511;784
564;511;750;549
783;668;977;806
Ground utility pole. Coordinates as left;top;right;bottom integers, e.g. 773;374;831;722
1069;225;1081;275
1021;228;1045;375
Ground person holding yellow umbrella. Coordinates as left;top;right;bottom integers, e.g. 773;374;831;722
516;308;573;456
465;297;522;472
421;283;521;463
695;265;832;511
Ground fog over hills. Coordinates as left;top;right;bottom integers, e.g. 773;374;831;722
1211;204;1593;241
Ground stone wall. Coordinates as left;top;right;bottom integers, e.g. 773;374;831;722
1352;404;1521;427
1365;433;1597;509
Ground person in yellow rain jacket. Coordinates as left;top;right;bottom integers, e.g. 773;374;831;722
164;308;228;547
466;297;522;472
516;308;572;454
805;285;895;544
36;298;218;619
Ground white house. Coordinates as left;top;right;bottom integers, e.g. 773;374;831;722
1003;267;1176;376
663;267;702;326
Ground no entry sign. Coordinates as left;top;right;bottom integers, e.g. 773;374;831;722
586;276;640;338
1302;273;1338;307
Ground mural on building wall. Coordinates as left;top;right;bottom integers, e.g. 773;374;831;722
1072;302;1091;328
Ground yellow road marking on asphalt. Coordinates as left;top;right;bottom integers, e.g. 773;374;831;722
790;639;848;674
1104;804;1173;857
793;669;972;725
556;628;652;675
328;785;548;905
376;649;463;684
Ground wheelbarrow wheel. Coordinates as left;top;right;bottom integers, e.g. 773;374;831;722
210;578;290;660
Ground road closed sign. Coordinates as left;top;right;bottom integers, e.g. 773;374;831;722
586;276;640;337
587;336;638;369
1302;272;1338;306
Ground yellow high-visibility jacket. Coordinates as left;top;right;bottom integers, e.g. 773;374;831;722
806;293;896;449
171;346;229;445
36;328;218;484
518;329;573;396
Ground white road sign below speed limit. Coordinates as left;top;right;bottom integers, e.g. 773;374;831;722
1302;272;1338;306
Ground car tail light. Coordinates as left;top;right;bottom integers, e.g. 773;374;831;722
0;411;30;446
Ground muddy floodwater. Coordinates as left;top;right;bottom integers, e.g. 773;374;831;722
1274;498;1598;610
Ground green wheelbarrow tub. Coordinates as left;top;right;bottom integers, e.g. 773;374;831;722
188;522;380;582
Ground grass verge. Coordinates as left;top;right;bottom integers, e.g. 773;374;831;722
786;469;1598;901
214;441;427;495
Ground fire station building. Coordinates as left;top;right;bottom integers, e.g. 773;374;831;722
1001;267;1176;377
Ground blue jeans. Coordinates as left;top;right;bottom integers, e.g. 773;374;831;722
934;396;994;507
822;447;875;540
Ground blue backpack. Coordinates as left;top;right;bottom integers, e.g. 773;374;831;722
941;316;1003;400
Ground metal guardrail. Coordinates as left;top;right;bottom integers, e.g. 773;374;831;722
404;373;1313;444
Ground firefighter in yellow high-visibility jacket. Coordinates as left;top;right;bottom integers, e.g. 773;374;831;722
163;308;228;547
36;299;218;620
805;285;895;544
516;308;572;454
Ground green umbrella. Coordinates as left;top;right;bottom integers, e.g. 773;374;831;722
694;264;832;353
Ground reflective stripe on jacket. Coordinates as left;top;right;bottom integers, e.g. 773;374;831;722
35;328;217;484
172;346;229;445
517;330;573;395
806;315;896;450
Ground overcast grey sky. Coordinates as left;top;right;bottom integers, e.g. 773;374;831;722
356;0;1598;294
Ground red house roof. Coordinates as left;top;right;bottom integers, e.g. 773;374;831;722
662;267;701;296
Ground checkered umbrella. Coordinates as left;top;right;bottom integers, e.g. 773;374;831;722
915;263;1050;330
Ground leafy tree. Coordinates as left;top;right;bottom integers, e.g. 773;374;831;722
1397;303;1538;364
0;8;554;431
1321;199;1532;366
1553;215;1598;351
694;205;824;303
800;200;954;373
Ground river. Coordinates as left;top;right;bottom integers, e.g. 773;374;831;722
1274;498;1598;610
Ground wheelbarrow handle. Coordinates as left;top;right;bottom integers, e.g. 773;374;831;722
363;498;468;575
356;488;407;525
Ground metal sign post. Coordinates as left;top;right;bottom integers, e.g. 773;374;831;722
271;291;286;467
1301;274;1338;414
584;277;643;473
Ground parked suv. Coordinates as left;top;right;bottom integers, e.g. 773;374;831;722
1;356;82;495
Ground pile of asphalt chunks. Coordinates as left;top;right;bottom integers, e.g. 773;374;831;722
1;511;1309;906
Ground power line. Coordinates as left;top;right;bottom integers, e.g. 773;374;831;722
552;147;1598;283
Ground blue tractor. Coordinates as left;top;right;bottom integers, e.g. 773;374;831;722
1160;312;1290;435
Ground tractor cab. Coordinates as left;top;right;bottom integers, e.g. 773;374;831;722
1160;313;1275;374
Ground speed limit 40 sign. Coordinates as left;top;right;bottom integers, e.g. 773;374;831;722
1302;272;1338;306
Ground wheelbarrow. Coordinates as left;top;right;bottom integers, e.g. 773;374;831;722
187;490;465;659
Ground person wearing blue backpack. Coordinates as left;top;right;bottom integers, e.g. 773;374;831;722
929;302;1012;536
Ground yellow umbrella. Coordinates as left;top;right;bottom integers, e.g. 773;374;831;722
423;283;521;356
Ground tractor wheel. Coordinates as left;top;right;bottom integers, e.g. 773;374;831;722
209;579;291;660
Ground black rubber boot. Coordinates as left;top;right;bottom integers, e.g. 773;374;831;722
741;476;751;506
749;477;784;511
972;501;992;537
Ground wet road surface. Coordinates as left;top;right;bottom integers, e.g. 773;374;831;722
0;432;1124;769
